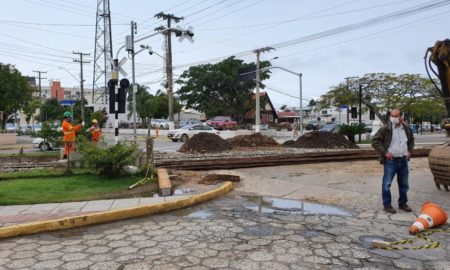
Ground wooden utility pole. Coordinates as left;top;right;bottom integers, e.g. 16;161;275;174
154;12;183;123
33;70;47;101
73;52;90;122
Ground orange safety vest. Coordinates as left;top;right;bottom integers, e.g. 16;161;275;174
62;120;81;142
90;125;101;142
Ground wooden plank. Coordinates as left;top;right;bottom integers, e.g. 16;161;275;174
157;168;172;196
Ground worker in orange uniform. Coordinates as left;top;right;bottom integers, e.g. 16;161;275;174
62;111;82;159
89;119;102;143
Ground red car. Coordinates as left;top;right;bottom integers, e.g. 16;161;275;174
207;116;237;130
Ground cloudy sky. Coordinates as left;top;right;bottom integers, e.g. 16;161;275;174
1;0;449;109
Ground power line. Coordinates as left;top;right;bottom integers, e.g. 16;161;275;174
0;19;128;27
0;21;91;39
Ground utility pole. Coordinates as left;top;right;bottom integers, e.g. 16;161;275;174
154;12;183;126
33;70;47;101
130;20;137;135
358;84;362;143
253;46;274;133
73;51;90;122
344;76;358;124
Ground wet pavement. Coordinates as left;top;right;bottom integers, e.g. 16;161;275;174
1;194;449;270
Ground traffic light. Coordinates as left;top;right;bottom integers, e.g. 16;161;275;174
108;79;129;114
351;107;357;118
118;79;130;114
108;79;118;114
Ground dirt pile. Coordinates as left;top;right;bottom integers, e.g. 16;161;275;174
179;133;232;153
226;133;280;147
283;131;359;149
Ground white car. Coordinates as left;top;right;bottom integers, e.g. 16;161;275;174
32;138;55;151
167;124;220;142
151;119;170;129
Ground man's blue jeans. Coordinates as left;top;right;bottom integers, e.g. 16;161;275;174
382;157;409;207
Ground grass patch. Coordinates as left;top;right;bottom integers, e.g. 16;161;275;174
0;171;151;205
0;168;92;180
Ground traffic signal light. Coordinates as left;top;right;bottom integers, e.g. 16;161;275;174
351;107;357;118
108;79;118;114
108;79;129;114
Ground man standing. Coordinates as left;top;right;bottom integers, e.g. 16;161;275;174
372;109;414;214
89;119;102;143
61;111;82;159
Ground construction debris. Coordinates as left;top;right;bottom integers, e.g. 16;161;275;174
178;133;232;153
226;133;279;147
283;131;359;149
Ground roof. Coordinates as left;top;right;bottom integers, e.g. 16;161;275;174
277;111;300;118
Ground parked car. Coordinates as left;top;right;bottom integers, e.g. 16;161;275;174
5;123;17;132
206;116;237;130
151;119;170;129
168;124;219;142
32;137;55;151
319;123;340;133
178;119;202;128
306;120;325;130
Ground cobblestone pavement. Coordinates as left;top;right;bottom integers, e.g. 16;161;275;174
1;194;449;270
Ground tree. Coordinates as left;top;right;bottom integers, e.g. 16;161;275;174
308;99;317;107
319;73;437;124
280;104;288;111
39;98;65;122
23;99;40;124
0;64;34;129
176;56;271;120
128;84;182;122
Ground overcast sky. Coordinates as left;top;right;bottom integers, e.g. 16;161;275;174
1;0;449;109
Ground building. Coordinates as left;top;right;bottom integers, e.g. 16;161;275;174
244;92;278;124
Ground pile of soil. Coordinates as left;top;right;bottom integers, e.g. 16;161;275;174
226;133;279;147
283;131;359;149
179;133;232;153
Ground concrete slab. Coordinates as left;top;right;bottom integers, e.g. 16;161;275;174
50;201;88;214
20;203;60;215
81;200;114;212
110;198;140;210
0;205;32;216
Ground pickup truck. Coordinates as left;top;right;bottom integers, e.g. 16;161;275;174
206;116;237;130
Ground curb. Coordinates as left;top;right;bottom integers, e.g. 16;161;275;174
0;181;233;239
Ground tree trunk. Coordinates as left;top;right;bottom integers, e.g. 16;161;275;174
147;118;152;137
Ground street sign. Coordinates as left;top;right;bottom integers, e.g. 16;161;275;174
339;105;348;109
60;99;76;106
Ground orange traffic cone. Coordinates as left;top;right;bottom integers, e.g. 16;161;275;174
409;202;448;234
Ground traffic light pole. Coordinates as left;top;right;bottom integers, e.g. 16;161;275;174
115;84;119;144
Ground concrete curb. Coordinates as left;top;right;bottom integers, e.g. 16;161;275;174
0;181;233;239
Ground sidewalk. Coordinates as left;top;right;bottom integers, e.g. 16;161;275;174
0;195;190;228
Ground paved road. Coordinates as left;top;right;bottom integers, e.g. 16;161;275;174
1;159;449;269
1;194;448;270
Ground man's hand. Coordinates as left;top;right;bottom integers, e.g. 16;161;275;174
385;152;393;160
407;151;412;159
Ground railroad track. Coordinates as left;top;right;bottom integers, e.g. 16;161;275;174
155;148;431;170
0;162;55;172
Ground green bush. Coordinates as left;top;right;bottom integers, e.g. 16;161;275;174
339;123;366;136
37;122;63;147
80;142;138;176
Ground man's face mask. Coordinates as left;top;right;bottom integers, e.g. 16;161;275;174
390;116;400;124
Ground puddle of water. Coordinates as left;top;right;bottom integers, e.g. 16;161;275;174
245;196;352;217
173;208;212;219
173;188;198;195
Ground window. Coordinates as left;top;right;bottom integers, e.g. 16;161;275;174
321;110;327;115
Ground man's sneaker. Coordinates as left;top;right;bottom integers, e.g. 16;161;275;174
399;204;412;212
384;206;396;214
